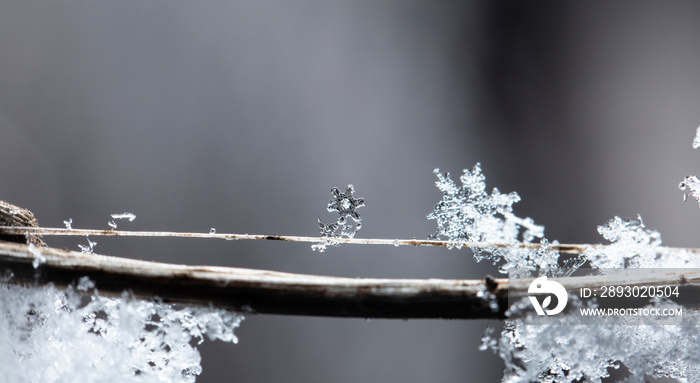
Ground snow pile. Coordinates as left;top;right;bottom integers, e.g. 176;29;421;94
490;298;700;383
0;275;243;383
479;210;700;382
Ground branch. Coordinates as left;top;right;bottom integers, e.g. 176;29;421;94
1;201;700;319
5;226;700;256
2;240;700;319
0;240;507;319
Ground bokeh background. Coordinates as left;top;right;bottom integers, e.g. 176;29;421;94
2;1;700;382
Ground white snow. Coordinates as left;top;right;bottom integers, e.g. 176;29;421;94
427;164;556;273
0;279;243;382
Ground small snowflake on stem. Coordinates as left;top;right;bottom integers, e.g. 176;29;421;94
312;184;365;252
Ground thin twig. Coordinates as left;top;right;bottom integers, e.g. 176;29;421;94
2;226;700;256
0;225;611;255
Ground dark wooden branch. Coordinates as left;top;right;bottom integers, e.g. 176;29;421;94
0;201;45;246
2;240;700;319
2;201;700;319
0;240;510;319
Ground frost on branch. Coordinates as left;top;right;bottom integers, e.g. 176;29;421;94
427;164;556;273
312;185;365;252
0;278;243;383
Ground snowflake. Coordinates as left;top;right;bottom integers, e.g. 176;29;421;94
679;175;700;206
327;185;365;225
679;127;700;205
427;164;551;272
312;185;364;252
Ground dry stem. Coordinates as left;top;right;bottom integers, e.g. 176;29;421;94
1;239;700;319
0;226;686;255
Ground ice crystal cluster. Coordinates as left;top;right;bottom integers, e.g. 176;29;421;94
0;276;243;382
463;129;700;383
428;164;556;273
108;212;136;230
488;297;700;383
312;185;365;252
679;175;700;206
679;127;700;206
484;216;700;383
583;216;662;269
78;236;97;254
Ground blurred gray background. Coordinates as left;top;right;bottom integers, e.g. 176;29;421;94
2;1;700;382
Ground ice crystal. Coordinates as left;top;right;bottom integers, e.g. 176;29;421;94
583;216;662;269
427;164;554;273
311;219;341;252
485;211;700;383
680;127;700;205
76;276;95;291
481;129;700;383
63;218;72;230
108;212;136;230
111;212;136;221
327;185;364;225
28;243;46;269
679;175;700;206
0;279;243;383
78;236;96;254
460;139;700;382
484;298;700;383
312;185;364;252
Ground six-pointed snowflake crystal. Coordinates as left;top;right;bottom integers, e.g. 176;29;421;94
312;184;365;252
327;185;365;225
